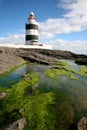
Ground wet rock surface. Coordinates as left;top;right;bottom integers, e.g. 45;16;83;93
22;74;31;80
78;117;87;130
0;47;87;75
0;47;25;75
0;92;6;99
75;58;87;65
3;117;27;130
17;48;58;65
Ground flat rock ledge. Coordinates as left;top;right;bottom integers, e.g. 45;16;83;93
78;117;87;130
75;58;87;65
0;47;87;75
0;47;25;75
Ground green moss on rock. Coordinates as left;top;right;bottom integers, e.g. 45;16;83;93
80;66;87;76
0;73;58;130
46;61;87;80
46;61;78;80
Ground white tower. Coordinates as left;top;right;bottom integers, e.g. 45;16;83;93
25;12;38;45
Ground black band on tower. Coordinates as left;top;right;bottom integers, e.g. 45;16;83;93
26;24;38;30
26;35;38;40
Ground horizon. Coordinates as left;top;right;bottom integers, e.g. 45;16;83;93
0;0;87;54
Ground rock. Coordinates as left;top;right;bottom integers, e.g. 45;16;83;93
21;52;58;65
22;74;31;80
19;108;24;114
32;83;38;90
5;117;27;130
17;48;87;65
0;92;6;99
78;117;87;130
75;58;87;65
0;47;25;75
0;47;87;75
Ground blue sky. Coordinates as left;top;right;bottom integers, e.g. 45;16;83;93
0;0;87;54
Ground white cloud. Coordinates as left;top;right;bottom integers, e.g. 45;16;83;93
38;0;87;54
38;0;87;40
61;0;87;18
45;39;87;54
0;33;25;44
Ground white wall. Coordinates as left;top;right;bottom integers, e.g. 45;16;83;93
0;44;52;50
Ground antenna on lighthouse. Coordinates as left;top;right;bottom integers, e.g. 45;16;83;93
25;12;38;45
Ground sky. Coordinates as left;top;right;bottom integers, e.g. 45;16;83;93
0;0;87;54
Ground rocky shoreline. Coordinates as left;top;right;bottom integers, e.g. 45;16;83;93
0;47;87;130
0;47;87;75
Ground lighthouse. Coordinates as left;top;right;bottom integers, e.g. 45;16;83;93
25;12;38;45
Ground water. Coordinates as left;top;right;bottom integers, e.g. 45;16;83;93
0;65;27;87
0;60;87;129
0;60;87;94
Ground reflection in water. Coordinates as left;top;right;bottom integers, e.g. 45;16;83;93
0;64;50;87
0;65;26;87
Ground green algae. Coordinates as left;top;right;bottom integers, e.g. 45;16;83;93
0;70;73;130
0;86;6;93
46;61;87;80
70;74;78;80
80;66;87;76
0;61;87;130
0;73;59;130
54;61;69;66
46;61;78;80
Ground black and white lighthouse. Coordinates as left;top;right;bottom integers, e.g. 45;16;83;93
25;12;38;45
